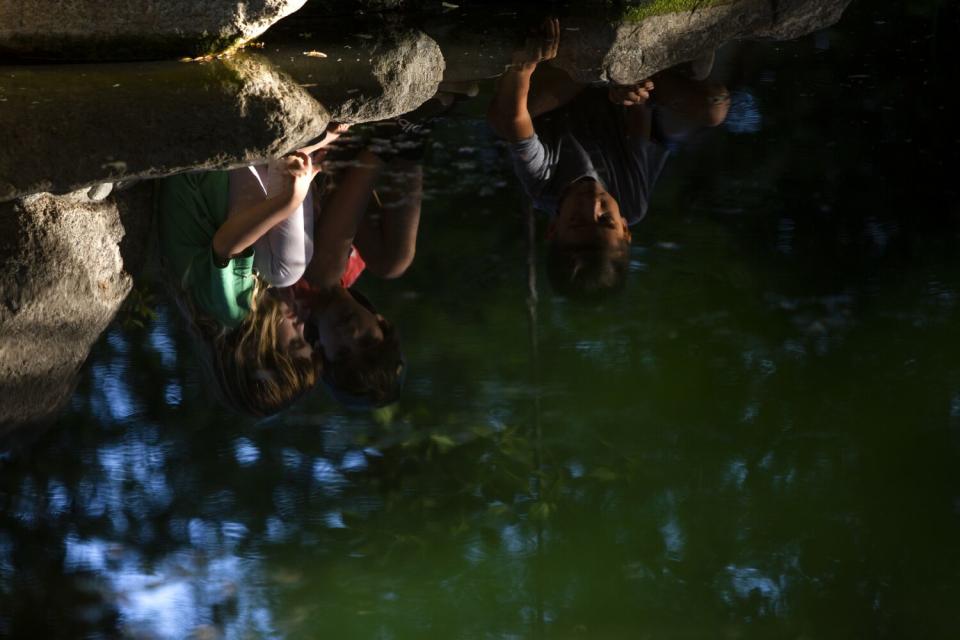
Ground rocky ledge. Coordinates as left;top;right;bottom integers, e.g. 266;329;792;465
0;189;141;431
0;0;308;61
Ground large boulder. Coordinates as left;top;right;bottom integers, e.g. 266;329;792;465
0;0;308;61
408;0;851;84
0;54;329;203
261;29;445;124
0;191;134;432
752;0;853;39
552;0;853;84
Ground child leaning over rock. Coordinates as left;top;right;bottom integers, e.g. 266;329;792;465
157;124;347;417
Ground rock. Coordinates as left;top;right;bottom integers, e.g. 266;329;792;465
261;28;445;124
86;183;114;202
752;0;853;40
305;0;850;85
0;54;329;203
552;0;853;84
0;192;134;432
0;0;309;61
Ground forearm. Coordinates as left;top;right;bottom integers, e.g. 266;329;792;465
213;190;303;262
487;66;536;142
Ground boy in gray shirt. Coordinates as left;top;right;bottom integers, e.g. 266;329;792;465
488;18;730;299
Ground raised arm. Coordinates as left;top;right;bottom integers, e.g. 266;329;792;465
487;18;560;142
213;152;317;263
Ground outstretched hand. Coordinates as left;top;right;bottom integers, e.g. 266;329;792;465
511;17;560;71
283;151;322;198
292;122;353;173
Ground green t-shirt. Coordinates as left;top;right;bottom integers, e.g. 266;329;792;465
157;171;256;329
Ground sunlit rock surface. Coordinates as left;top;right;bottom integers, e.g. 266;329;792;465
0;55;329;202
0;0;308;61
0;192;134;431
262;29;444;124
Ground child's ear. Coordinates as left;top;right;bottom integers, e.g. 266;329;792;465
546;220;557;240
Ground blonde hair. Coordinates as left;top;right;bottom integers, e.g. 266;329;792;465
173;276;321;418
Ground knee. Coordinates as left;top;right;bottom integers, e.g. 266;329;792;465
369;250;414;280
703;84;731;127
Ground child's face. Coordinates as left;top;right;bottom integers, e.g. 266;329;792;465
312;294;385;361
278;301;312;361
552;179;631;250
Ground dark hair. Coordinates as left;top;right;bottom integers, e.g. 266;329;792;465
546;241;630;301
321;317;404;409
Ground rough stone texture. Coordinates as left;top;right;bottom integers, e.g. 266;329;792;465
553;0;852;84
752;0;852;39
0;192;132;432
0;54;329;203
262;29;445;124
0;0;308;61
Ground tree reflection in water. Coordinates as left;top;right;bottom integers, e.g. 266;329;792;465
2;1;960;638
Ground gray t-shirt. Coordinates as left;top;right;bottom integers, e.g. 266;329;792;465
508;89;670;226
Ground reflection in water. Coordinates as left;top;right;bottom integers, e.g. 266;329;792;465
3;1;960;638
490;20;731;300
157;112;436;415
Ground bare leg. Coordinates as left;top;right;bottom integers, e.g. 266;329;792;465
353;159;422;280
303;151;383;288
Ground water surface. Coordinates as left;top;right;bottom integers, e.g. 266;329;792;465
1;1;959;638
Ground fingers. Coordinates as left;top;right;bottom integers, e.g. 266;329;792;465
291;151;310;172
284;151;313;180
527;17;560;63
548;18;560;59
608;80;655;106
310;149;327;175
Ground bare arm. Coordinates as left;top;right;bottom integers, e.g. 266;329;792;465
487;17;560;142
213;153;317;263
214;192;301;263
488;65;537;142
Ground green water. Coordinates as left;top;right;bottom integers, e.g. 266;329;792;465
2;2;960;638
